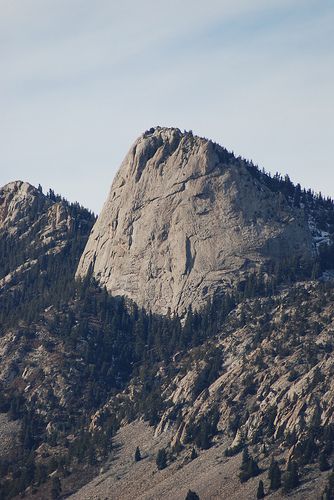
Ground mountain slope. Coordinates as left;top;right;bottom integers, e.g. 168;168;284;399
0;181;95;327
76;127;314;316
1;135;334;500
68;280;334;500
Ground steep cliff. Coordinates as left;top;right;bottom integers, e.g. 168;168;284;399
77;127;313;315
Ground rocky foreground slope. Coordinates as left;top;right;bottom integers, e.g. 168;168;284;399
77;127;314;316
69;420;329;500
76;280;334;499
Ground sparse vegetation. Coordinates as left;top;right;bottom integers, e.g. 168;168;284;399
239;447;260;483
134;446;142;462
185;490;200;500
156;449;167;470
257;480;265;499
282;460;300;493
268;458;281;490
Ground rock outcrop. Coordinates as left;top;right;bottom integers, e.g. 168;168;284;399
0;181;48;230
0;180;94;301
0;180;71;248
77;127;313;315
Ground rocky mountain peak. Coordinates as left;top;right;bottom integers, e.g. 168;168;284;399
0;180;48;230
123;126;222;184
0;180;95;307
76;128;314;315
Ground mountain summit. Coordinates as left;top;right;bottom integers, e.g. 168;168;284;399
0;181;47;229
77;126;313;315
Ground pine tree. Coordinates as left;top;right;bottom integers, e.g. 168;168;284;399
185;490;200;500
257;480;265;499
88;445;96;465
156;448;167;470
239;447;250;483
319;451;330;472
247;456;260;478
302;435;316;464
191;448;198;460
8;394;21;420
283;460;299;492
51;476;61;500
239;447;260;483
268;458;281;490
135;446;142;462
195;418;211;450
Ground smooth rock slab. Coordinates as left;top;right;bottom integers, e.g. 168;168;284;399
76;127;313;315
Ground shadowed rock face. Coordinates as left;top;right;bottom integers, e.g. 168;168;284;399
76;127;313;315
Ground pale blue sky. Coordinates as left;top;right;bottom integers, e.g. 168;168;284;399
1;0;333;213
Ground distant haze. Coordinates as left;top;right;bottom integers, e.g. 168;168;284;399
1;0;333;214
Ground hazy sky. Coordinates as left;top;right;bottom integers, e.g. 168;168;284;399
1;0;333;213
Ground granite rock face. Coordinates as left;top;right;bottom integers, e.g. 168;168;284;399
77;127;313;315
0;181;72;245
0;181;49;231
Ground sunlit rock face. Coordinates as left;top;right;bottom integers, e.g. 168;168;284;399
77;127;313;315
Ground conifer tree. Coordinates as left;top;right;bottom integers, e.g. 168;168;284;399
197;420;211;450
156;448;167;470
257;480;265;499
239;447;260;483
185;490;200;500
51;477;61;500
268;458;281;490
239;447;250;483
319;451;330;472
283;460;299;492
135;446;142;462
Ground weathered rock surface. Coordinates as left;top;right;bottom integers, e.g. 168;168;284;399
0;181;73;247
0;180;93;297
77;127;313;315
0;181;47;231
